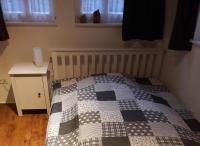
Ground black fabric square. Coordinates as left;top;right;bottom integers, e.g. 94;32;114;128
184;119;200;132
151;95;171;107
51;102;62;114
53;82;61;90
121;110;147;122
96;91;116;101
59;116;79;135
135;78;152;85
182;139;200;146
91;73;107;76
102;137;130;146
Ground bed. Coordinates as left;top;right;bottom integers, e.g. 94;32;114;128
46;48;200;146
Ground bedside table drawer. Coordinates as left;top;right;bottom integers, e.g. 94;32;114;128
14;77;46;109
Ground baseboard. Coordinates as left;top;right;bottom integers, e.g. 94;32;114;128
0;99;15;104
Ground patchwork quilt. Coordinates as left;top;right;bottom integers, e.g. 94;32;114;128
46;73;200;146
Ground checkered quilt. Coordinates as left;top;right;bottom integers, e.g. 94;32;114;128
46;73;200;146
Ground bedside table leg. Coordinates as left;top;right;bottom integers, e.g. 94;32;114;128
47;108;50;116
16;106;23;116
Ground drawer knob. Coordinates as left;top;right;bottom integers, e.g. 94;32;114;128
38;93;41;98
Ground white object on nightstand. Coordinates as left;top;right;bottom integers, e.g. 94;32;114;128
8;62;51;116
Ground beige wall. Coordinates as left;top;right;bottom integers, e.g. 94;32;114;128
0;0;126;102
161;47;200;121
161;0;200;121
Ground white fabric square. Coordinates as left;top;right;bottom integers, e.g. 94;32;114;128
158;105;190;129
61;79;77;87
79;123;102;140
129;136;159;146
115;89;135;100
98;101;120;111
111;84;129;90
78;101;99;114
77;77;95;89
47;112;62;137
136;100;161;112
94;83;114;91
51;94;62;105
149;122;180;138
100;111;124;122
62;91;78;111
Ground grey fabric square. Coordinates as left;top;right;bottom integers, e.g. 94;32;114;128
118;100;140;111
78;91;97;101
125;122;153;136
131;88;153;101
98;101;120;111
59;116;79;135
46;136;58;146
61;104;78;122
57;129;78;146
121;110;147;122
156;136;184;146
79;111;101;125
94;75;125;84
80;85;95;93
143;110;169;123
79;137;102;146
59;83;77;95
174;125;200;142
51;102;62;114
102;122;127;137
102;137;130;146
96;91;116;101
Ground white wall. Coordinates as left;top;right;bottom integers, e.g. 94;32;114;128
161;0;200;121
161;47;200;121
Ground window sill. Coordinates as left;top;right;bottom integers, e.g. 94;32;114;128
75;23;122;27
6;22;57;27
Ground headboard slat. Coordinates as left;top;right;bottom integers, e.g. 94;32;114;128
51;48;164;80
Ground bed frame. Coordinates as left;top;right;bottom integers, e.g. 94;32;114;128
51;48;164;80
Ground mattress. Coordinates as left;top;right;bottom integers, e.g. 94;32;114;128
46;73;200;146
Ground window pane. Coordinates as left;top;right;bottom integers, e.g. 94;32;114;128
108;0;124;15
1;0;25;14
28;0;50;14
81;0;102;14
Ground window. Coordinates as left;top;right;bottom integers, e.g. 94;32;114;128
76;0;124;24
1;0;55;23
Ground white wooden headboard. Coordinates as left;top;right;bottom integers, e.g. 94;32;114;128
51;48;164;80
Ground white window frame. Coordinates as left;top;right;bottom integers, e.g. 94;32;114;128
75;0;124;25
0;0;56;25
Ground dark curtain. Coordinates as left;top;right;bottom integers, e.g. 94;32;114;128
122;0;165;41
0;3;9;41
169;0;199;51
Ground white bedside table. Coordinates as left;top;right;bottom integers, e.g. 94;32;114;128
8;62;51;116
